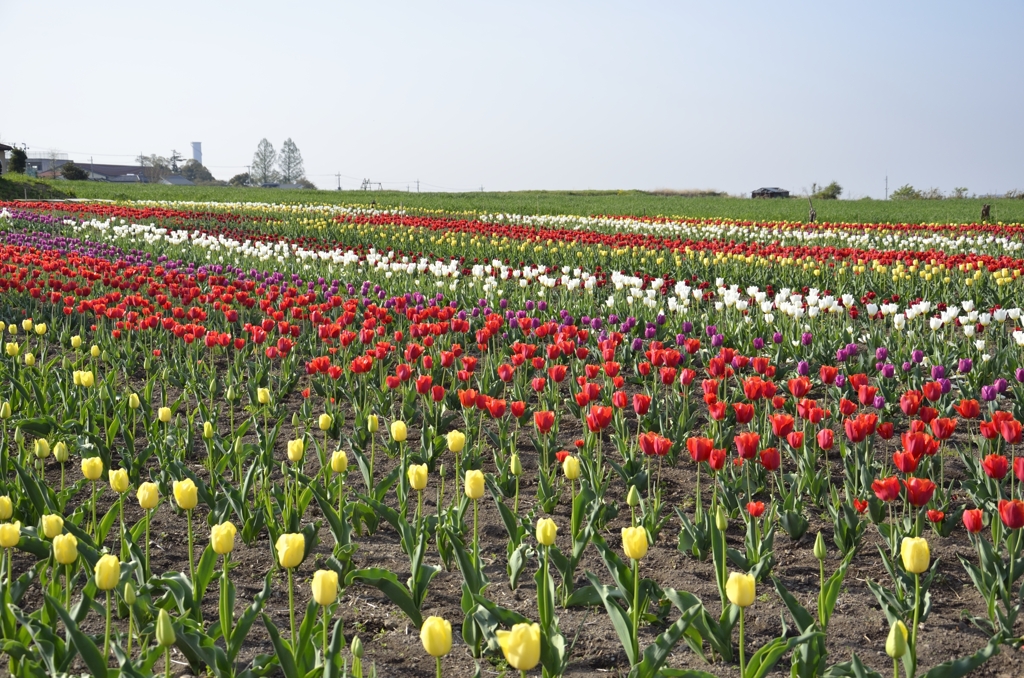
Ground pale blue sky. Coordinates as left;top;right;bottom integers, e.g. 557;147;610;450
4;1;1022;197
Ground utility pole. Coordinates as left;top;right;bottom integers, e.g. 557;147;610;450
336;172;341;190
885;174;888;200
416;179;420;193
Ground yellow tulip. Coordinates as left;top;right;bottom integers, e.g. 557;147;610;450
34;439;50;459
79;371;94;388
275;532;305;568
257;388;271;405
203;421;214;440
510;454;522;476
53;532;78;564
621;526;649;561
562;455;581;480
312;569;339;605
137;482;159;509
0;521;21;548
536;518;557;546
156;608;176;647
496;622;541;671
109;468;129;494
367;414;379;432
4;343;18;358
287;438;305;462
173;479;198;510
81;457;104;481
71;335;82;349
34;323;46;336
0;402;9;420
211;521;237;555
446;430;466;453
420;615;453;657
331;450;348;473
23;353;35;367
158;407;172;423
94;554;120;590
726;572;756;607
901;537;930;574
128;393;140;409
390;420;408;442
21;319;33;332
319;414;333;431
41;514;64;539
886;620;908;658
407;463;428;491
0;496;10;520
53;441;69;463
465;469;485;500
90;345;100;358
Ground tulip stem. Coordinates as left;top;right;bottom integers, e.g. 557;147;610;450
119;496;126;561
65;563;72;609
91;481;97;540
186;509;195;588
436;656;443;678
145;509;152;580
165;646;171;678
473;498;480;568
288;567;297;644
738;607;746;676
322;605;329;664
632;558;640;664
104;590;111;661
911;572;921;672
127;599;134;655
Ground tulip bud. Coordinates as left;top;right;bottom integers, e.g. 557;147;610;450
886;620;908;658
496;622;541;671
234;436;243;455
0;402;10;420
257;387;271;405
408;463;428;491
53;441;69;462
71;335;82;349
211;521;237;555
562;455;581;480
715;505;729;531
128;393;140;409
156;609;176;648
901;536;930;574
173;479;198;510
626;485;640;507
331;450;348;473
61;356;71;370
13;428;23;444
81;456;103;481
203;421;214;440
726;571;756;607
510;454;522;476
53;532;78;564
90;345;100;358
124;581;136;605
351;635;364;658
94;554;120;590
813;532;826;561
291;412;300;429
137;482;159;509
109;468;129;494
158;407;172;423
0;496;11;520
319;413;333;431
367;414;379;432
226;385;236;401
34;439;50;459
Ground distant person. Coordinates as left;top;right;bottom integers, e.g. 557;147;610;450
982;204;991;222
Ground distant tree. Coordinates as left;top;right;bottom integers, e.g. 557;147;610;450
229;172;251;187
137;154;171;183
169;150;184;174
296;177;317;190
812;181;843;200
920;187;944;200
278;138;305;183
8;148;27;174
890;184;921;200
251;139;279;185
951;187;969;199
60;162;90;181
181;159;215;183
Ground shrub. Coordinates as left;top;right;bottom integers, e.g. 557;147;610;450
60;162;90;181
889;184;921;200
812;181;843;200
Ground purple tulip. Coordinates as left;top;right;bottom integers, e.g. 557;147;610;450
712;333;724;347
836;349;848;362
753;337;765;350
656;313;666;326
682;321;693;334
835;374;847;388
499;299;508;309
902;362;913;372
706;325;717;338
882;364;895;378
675;334;686;346
773;332;783;344
525;300;535;311
537;301;548;311
876;347;888;361
644;326;657;339
630;337;644;351
1016;368;1024;383
981;385;997;402
873;395;886;409
995;378;1009;394
801;333;813;346
939;378;952;394
958;358;973;374
797;360;810;376
931;365;945;380
609;314;620;325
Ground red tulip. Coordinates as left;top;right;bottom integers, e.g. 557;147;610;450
531;377;547;392
982;454;1009;480
930;417;956;441
876;422;894;440
922;381;943;402
510;401;526;418
633;393;651;415
679;368;696;386
742;377;764;401
919;407;938;424
954;399;980;419
486;399;507;418
893;451;920;474
709;448;727;471
708;401;727;421
819;365;838;384
458;389;478;408
926;510;945;523
769;413;795;438
857;385;879;407
415;375;433;395
817;428;834;450
839;398;858;416
1015;457;1024;483
759;447;781;471
786;431;804;449
534;411;555;434
746;501;765;518
555;450;570;463
853;499;869;513
734;432;761;459
900;391;922;416
586;405;612;432
872;476;901;502
787;377;811;398
612;390;628;409
732;402;755;425
903;477;936;507
999;499;1024;529
963;508;984;533
431;385;446;402
686;437;713;463
1000;418;1023;445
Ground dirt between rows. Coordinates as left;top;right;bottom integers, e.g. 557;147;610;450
12;394;1024;678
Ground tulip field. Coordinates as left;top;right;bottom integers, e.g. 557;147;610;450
2;200;1024;677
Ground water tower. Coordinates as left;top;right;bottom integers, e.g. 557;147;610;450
191;142;202;165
